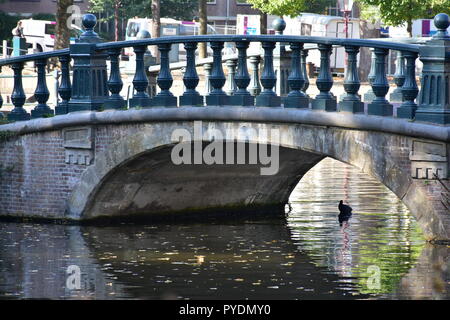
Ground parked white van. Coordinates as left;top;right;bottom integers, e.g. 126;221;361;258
283;13;361;71
124;18;217;59
20;19;83;53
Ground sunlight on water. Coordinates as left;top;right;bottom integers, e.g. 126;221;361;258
287;157;427;297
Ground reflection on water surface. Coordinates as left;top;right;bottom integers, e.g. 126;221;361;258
0;158;448;299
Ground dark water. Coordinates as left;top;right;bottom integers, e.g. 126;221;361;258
0;158;448;300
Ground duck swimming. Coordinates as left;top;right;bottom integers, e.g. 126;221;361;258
338;200;352;215
338;200;353;226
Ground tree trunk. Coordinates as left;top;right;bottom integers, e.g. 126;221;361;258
260;12;267;35
55;0;74;50
198;0;207;58
407;19;413;37
114;0;120;41
151;0;161;60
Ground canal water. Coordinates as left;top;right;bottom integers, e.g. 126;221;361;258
0;158;448;300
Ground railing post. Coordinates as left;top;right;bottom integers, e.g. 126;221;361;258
180;42;203;107
206;41;229;106
230;41;254;106
68;14;108;112
312;43;336;111
105;47;125;110
301;49;310;97
129;45;152;108
389;51;406;102
272;18;290;96
152;43;177;107
415;13;450;124
55;55;71;115
248;55;261;97
7;62;30;121
339;45;364;113
397;51;419;119
31;58;53;118
255;41;280;107
367;47;393;116
284;42;309;108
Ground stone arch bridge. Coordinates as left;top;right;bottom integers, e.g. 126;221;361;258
0;108;449;241
0;14;450;242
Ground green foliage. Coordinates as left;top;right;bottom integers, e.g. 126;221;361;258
246;0;307;17
90;0;199;24
0;11;21;43
0;130;17;142
245;0;333;17
357;0;450;27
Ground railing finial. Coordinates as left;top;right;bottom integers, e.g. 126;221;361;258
433;13;449;39
79;13;101;43
272;18;286;35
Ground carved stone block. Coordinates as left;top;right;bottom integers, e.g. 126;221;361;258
410;140;448;179
63;126;94;166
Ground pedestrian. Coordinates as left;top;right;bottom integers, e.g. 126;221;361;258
12;21;24;38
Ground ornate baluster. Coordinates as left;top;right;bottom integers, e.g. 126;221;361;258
8;62;30;121
225;58;237;96
55;55;71;115
368;47;393;116
206;41;229;106
104;48;125;110
248;55;261;97
301;49;310;96
339;46;364;113
180;42;203;106
284;42;309;108
389;51;406;102
31;58;53;118
129;45;152;108
255;41;280;107
312;44;336;111
363;48;376;103
230;41;254;106
152;43;177;107
397;51;418;119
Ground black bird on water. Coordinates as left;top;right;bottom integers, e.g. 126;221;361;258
338;200;353;226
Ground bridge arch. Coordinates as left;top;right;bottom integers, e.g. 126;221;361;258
67;121;447;241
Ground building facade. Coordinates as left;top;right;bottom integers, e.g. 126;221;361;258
0;0;89;17
207;0;261;28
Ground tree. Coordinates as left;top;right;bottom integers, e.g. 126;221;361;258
357;0;450;37
246;0;307;17
90;0;199;41
246;0;331;17
55;0;74;50
198;0;207;58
